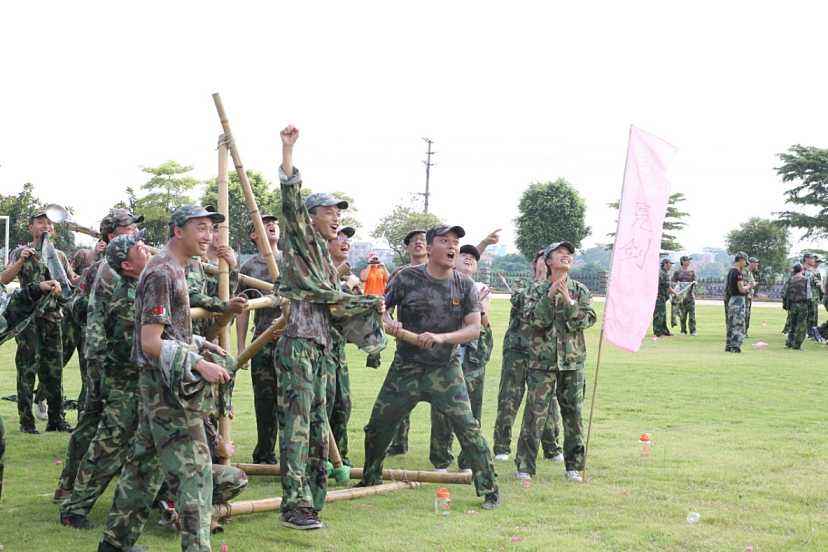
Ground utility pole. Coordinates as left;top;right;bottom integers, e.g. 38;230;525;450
420;138;435;213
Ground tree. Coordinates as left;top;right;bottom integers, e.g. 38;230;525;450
725;217;790;281
775;144;828;240
515;179;590;260
490;253;532;274
133;161;198;246
372;202;443;264
0;182;76;256
606;192;689;252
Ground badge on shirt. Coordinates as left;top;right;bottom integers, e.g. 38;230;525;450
452;298;460;306
151;305;167;317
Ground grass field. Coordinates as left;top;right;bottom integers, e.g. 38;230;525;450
1;300;826;551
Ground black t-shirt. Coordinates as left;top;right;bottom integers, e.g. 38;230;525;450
726;268;745;297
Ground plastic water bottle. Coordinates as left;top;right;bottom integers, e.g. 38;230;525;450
434;487;451;516
639;433;652;457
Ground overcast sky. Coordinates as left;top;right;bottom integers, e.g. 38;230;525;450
1;2;826;255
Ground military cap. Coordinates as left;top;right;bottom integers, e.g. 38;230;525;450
459;244;481;261
28;210;48;222
802;252;815;261
680;255;691;263
734;251;748;262
748;256;759;263
337;226;356;238
305;193;348;212
544;241;575;258
792;263;803;274
106;232;144;274
100;208;144;238
426;225;465;244
403;229;427;245
171;204;224;228
660;257;673;267
247;214;279;235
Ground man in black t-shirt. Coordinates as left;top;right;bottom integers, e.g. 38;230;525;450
725;252;753;352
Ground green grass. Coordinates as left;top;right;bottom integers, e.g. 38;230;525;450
1;300;826;551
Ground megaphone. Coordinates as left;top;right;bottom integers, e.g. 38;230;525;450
44;204;101;239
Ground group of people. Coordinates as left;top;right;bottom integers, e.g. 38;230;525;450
781;252;825;350
0;125;597;551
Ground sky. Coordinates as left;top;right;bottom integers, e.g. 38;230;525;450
1;1;827;256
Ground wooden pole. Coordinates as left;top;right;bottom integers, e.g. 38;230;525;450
236;317;287;366
216;133;232;466
234;463;473;485
211;92;279;282
214;481;421;520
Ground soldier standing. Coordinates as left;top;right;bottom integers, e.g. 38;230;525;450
671;255;697;335
784;264;810;350
803;253;824;342
514;241;596;483
6;211;79;433
744;257;759;337
97;205;231;552
652;258;674;337
237;214;282;465
725;252;753;353
361;224;501;510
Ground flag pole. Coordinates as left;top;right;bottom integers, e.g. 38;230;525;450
582;125;633;482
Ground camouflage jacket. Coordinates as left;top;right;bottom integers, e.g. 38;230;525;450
671;269;696;299
657;268;671;302
785;274;808;304
743;268;756;298
9;242;73;321
84;262;122;386
0;283;48;345
238;253;283;337
523;278;596;371
812;270;823;302
503;288;532;353
102;275;140;387
186;258;231;314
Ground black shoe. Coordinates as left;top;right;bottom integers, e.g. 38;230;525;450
46;420;74;432
733;347;742;353
386;446;407;456
20;424;40;434
482;491;501;510
98;541;147;552
61;513;95;530
253;456;278;465
281;507;324;530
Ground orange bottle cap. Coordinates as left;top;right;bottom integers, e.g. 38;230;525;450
436;487;450;499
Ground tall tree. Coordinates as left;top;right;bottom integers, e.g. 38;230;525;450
775;144;828;240
606;192;689;251
133;161;198;246
0;182;76;256
725;217;790;280
515;179;590;260
372;202;443;264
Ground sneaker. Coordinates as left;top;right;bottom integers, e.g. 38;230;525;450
690;332;697;336
565;470;583;483
460;468;473;475
20;424;40;434
46;420;74;432
60;513;95;530
546;453;564;463
53;486;72;503
35;400;48;421
494;453;509;461
481;491;501;510
433;468;448;473
515;471;531;480
281;508;324;530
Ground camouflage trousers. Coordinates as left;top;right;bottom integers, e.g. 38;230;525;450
275;336;329;512
0;415;5;500
515;367;585;474
652;299;669;336
325;343;352;465
161;463;248;506
785;302;809;350
678;296;696;334
62;313;88;408
430;325;493;469
251;340;279;464
782;309;791;334
61;382;139;518
362;354;498;497
492;350;561;457
100;368;213;552
670;297;680;328
15;317;64;427
726;296;747;350
808;298;820;329
57;363;105;492
388;413;411;454
745;297;753;336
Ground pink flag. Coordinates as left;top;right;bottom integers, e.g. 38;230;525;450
604;126;677;352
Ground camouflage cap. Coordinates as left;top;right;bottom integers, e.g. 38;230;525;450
459;244;481;261
544;241;576;258
100;208;144;238
28;210;48;222
171;204;224;228
403;229;427;245
426;225;465;244
106;232;144;274
337;226;356;238
247;214;279;235
734;251;748;262
802;252;815;260
680;255;691;263
305;193;348;212
748;256;759;263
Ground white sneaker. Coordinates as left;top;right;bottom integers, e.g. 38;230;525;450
35;400;48;421
515;472;531;480
433;468;448;473
494;453;510;461
565;470;583;482
460;468;472;474
547;453;564;463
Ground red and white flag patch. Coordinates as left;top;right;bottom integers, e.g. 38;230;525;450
151;305;167;317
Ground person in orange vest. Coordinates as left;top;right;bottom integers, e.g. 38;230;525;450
360;254;389;296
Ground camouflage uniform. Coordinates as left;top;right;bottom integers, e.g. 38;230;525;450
743;266;756;336
515;277;596;475
62;249;97;408
492;289;562;458
671;267;697;334
362;264;498;498
10;242;73;429
652;266;671;336
725;266;747;351
430;323;493;469
100;236;219;552
62;238;143;519
1;281;53;497
808;268;823;331
784;272;809;349
238;253;282;464
186;257;238;338
57;260;120;493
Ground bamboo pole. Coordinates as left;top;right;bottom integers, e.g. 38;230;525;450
216;134;232;466
214;481;421;520
236;317;287;366
234;463;473;485
211;92;279;282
